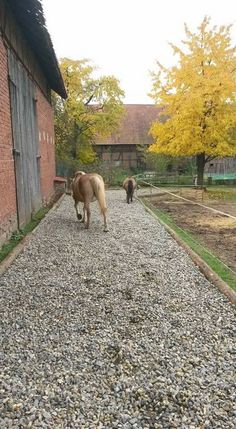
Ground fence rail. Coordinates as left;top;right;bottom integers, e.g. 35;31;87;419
137;179;236;220
134;171;236;186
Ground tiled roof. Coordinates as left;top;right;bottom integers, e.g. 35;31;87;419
96;104;160;145
6;0;67;98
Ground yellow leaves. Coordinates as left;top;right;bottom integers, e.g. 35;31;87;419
79;141;97;164
149;18;236;159
54;58;125;163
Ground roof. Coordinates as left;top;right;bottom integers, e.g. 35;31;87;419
95;104;161;146
6;0;67;98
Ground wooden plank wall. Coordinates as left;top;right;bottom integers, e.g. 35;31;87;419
8;49;41;227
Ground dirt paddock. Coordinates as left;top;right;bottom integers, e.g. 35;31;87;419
146;188;236;272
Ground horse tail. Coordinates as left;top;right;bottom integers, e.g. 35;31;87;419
128;179;134;194
91;176;107;215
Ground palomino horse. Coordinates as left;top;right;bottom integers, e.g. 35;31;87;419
72;171;108;231
123;177;137;204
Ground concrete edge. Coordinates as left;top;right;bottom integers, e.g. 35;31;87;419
138;197;236;305
0;194;66;277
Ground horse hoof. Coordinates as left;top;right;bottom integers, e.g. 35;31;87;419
103;228;109;232
77;213;82;220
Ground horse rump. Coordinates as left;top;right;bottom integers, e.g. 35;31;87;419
123;177;136;203
72;172;108;231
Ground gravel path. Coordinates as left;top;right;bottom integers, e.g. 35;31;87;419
0;190;235;429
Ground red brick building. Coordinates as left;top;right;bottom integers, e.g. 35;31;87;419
0;0;66;246
95;104;160;169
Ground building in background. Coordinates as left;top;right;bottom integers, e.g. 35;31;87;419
0;0;66;245
205;158;236;176
95;104;160;169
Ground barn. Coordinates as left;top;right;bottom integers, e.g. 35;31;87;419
95;104;160;169
95;104;236;179
0;0;66;246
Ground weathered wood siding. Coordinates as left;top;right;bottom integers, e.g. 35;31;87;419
96;144;147;169
205;157;236;174
8;50;41;227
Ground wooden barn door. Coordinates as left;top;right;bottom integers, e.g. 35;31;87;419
8;50;41;228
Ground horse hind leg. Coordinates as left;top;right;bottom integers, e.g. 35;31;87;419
82;205;86;223
101;208;108;232
84;201;91;229
74;200;83;221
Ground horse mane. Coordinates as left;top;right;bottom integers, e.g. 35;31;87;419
74;171;86;179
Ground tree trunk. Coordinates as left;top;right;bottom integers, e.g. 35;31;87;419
71;140;77;159
196;153;206;187
71;122;80;159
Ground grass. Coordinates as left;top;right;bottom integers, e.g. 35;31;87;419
206;187;236;202
178;186;236;202
142;198;236;292
138;181;236;200
0;206;50;264
152;185;236;203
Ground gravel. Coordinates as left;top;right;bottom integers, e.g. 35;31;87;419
0;190;235;428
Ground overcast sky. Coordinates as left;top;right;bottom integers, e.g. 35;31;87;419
42;0;236;104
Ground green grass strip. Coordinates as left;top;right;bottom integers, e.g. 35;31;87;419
207;188;236;202
142;198;236;292
0;206;50;264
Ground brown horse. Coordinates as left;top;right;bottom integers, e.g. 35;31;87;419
72;171;108;231
123;177;137;203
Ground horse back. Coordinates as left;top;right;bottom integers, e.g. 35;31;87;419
73;173;104;202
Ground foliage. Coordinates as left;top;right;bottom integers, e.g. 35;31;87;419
56;157;131;187
146;152;171;173
137;145;171;173
207;187;236;202
54;58;125;164
149;17;236;184
101;166;131;187
138;145;196;175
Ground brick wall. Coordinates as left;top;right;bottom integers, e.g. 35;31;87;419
0;36;17;246
37;88;56;204
0;35;56;246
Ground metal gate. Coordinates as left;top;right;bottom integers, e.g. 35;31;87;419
8;50;41;228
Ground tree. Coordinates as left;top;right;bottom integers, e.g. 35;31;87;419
137;144;171;172
54;58;125;164
149;18;236;185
